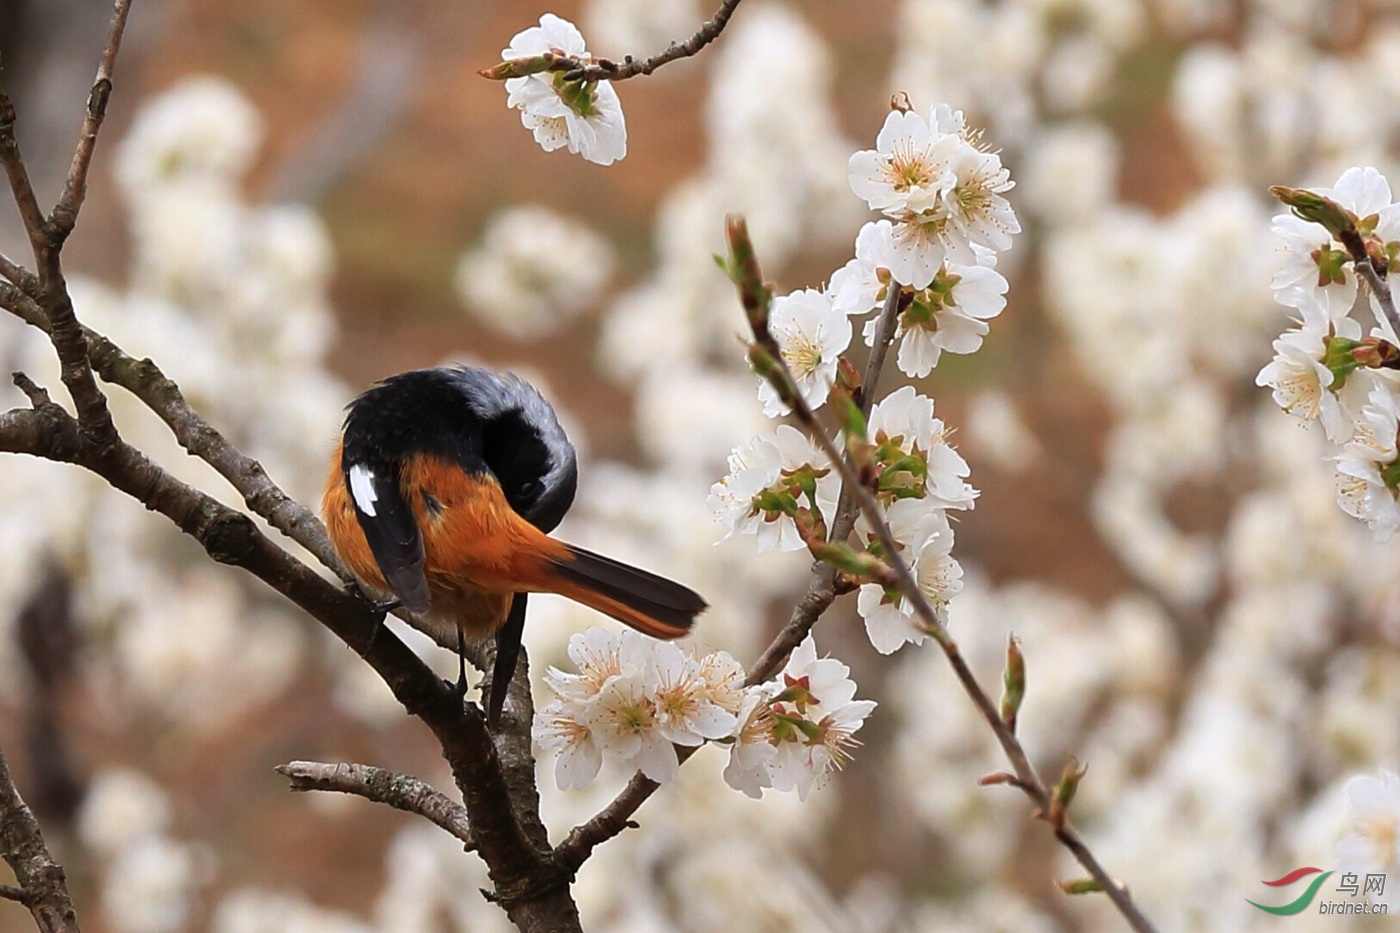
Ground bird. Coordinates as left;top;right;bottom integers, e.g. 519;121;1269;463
321;364;707;725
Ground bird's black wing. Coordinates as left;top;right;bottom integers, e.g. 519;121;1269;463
342;455;432;614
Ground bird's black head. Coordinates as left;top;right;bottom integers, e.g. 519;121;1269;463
342;365;578;532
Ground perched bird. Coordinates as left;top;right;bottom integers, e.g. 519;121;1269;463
322;365;707;724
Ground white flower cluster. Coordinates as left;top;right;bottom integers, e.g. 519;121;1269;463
1256;167;1400;539
709;100;1017;655
499;14;627;166
535;629;873;800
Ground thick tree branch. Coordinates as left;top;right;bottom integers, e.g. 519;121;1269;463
0;382;580;931
0;250;36;293
0;1;127;449
276;761;474;847
0;745;79;933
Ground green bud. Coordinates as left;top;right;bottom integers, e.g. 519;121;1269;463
1270;185;1356;240
477;54;558;80
1054;757;1089;812
1323;334;1364;388
1000;635;1026;734
1312;244;1350;288
1057;878;1105;895
726;215;773;337
1381;458;1400;491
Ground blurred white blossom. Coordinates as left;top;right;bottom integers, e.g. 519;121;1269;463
454;205;614;341
1334;771;1400;909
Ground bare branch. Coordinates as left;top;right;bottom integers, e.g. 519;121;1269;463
0;390;581;930
51;0;134;241
552;0;743;82
0;288;346;577
276;761;474;847
0;92;48;256
0;250;37;294
0;884;31;904
0;744;80;933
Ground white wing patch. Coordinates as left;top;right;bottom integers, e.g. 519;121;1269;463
348;463;379;517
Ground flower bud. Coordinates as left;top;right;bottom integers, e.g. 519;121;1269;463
1057;878;1105;895
1000;634;1026;734
1270;185;1356;240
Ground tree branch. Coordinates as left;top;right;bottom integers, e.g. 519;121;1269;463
0;382;581;931
276;761;474;848
50;0;131;241
733;250;1158;931
551;0;743;82
0;94;47;257
0;744;79;933
0;286;346;578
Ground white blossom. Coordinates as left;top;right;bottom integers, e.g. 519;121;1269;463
766;635;876;800
502;15;627;165
535;630;745;788
757;288;851;417
849;105;1019;288
942;143;1020;256
848;109;961;215
855;499;963;653
1334;771;1400;909
867;385;978;510
1254;308;1357;443
867;254;1007;378
722;686;780;798
1271;167;1400;325
828;220;896;317
707;425;838;552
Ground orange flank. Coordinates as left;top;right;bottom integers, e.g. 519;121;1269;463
399;453;570;592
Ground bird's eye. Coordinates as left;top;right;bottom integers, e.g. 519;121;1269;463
518;479;540;499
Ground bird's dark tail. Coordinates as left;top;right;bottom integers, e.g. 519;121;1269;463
545;545;706;639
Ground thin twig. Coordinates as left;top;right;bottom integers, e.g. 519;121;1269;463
0;286;346;578
0;250;37;294
552;0;743;82
276;761;474;847
0;92;47;256
745;274;1157;933
0;744;79;933
51;0;133;241
0;884;29;904
1352;256;1400;340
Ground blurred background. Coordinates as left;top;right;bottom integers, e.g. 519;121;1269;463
3;0;1400;930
